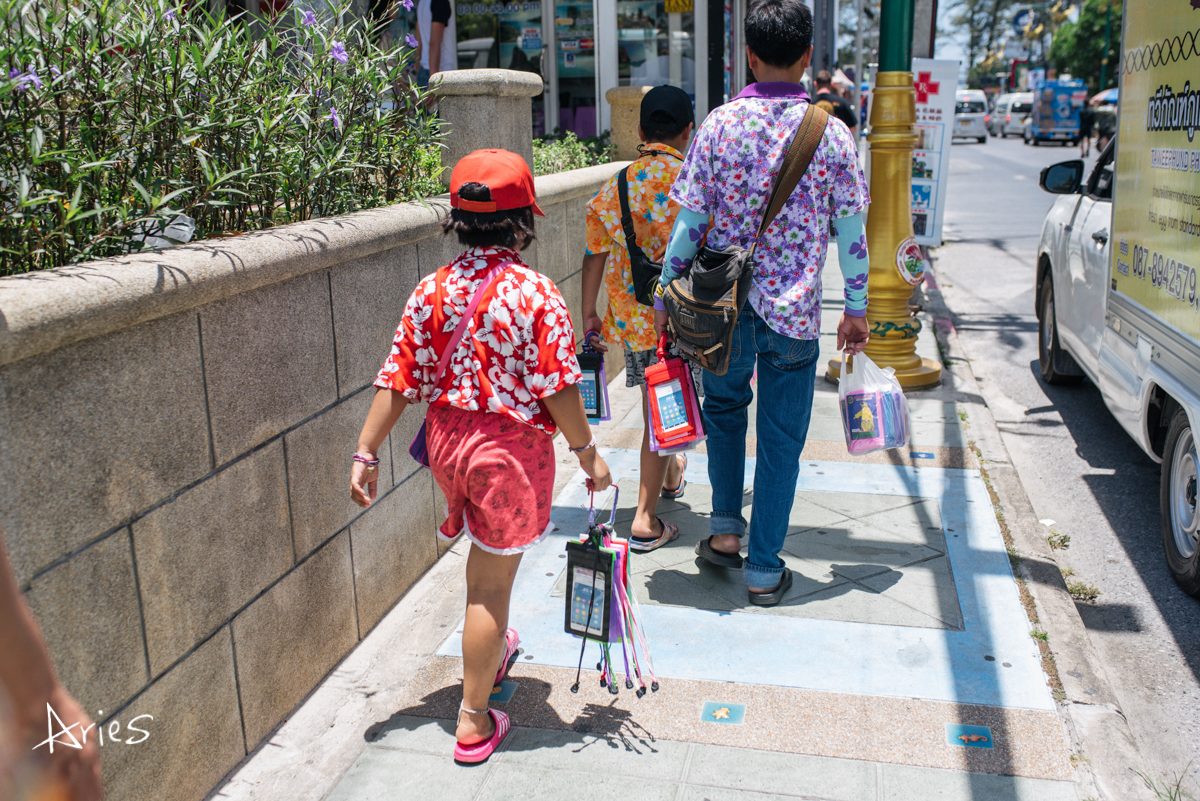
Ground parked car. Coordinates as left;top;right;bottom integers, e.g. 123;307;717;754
1037;137;1200;594
953;89;988;143
992;92;1033;137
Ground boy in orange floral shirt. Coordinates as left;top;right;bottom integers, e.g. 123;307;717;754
581;86;700;552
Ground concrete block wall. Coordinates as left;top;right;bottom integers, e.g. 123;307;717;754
0;161;626;801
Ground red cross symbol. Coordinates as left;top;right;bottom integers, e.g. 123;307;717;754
914;71;940;104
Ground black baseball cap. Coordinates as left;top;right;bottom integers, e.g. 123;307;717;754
640;85;694;132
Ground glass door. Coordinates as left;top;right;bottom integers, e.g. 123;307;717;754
616;0;694;99
553;1;598;137
456;0;548;135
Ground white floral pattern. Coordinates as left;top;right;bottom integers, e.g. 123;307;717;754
670;99;870;339
374;247;581;433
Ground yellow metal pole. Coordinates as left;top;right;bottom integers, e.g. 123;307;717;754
826;71;942;389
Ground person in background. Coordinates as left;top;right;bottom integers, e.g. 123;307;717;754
813;69;858;136
581;85;698;554
653;0;872;606
0;533;102;801
1078;102;1095;157
416;0;456;89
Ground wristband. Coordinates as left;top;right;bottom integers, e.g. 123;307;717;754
353;453;381;473
568;438;596;454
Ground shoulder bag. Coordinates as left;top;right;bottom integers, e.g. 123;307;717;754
662;104;829;375
408;262;508;468
616;160;667;307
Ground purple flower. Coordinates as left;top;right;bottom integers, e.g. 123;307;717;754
327;105;340;128
50;65;61;78
401;0;414;9
845;272;868;291
686;222;709;243
165;9;175;21
330;40;348;63
849;235;867;260
405;32;418;48
12;70;42;92
8;69;18;79
302;10;316;25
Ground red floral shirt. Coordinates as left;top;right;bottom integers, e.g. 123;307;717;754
374;247;581;434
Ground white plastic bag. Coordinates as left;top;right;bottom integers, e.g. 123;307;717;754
838;352;911;455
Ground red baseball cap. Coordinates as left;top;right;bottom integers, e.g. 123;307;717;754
450;149;545;217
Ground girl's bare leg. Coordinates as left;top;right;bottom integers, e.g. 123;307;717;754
631;392;683;540
456;543;523;744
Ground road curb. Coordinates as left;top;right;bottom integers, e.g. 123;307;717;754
920;263;1156;801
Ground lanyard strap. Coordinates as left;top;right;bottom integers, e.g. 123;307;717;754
430;262;508;392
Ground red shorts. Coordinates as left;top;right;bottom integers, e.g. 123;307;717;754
425;405;555;554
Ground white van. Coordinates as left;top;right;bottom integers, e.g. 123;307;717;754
953;89;988;143
991;92;1033;138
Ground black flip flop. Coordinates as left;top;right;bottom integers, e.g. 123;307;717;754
695;535;744;569
749;569;793;607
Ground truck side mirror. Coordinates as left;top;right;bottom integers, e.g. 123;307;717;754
1039;160;1085;195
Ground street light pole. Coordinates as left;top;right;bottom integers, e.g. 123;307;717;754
853;0;864;145
1099;2;1112;89
827;0;943;388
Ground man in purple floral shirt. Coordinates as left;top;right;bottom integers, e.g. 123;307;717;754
653;0;871;605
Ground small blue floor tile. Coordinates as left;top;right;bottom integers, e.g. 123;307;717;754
701;702;746;725
490;681;518;703
945;723;993;748
910;451;936;459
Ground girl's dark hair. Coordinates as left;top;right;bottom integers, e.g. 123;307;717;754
443;183;537;250
744;0;813;67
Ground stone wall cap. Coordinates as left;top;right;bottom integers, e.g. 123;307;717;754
0;163;628;368
430;69;544;98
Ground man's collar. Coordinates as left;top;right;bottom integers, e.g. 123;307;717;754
731;81;811;102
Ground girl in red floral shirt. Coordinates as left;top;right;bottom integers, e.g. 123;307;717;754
349;150;611;763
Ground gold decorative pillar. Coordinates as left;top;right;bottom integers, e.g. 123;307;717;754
826;72;942;389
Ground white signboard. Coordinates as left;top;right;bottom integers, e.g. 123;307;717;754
911;58;958;247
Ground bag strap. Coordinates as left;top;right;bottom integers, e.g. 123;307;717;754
430;262;508;391
616;167;645;262
752;103;830;251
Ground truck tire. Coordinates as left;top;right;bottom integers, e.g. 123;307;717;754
1038;276;1084;385
1161;409;1200;595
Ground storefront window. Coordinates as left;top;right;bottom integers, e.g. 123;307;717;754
456;1;548;135
617;0;694;101
555;3;597;137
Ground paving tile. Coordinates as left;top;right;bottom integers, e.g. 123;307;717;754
782;519;943;574
909;420;968;449
761;577;952;629
700;702;746;725
478;764;677;801
798;490;919;520
633;564;739;612
325;749;488;801
500;727;691;780
855;498;946;551
685;745;877;800
858;556;963;630
368;714;457;754
881;764;1080;801
680;788;806;801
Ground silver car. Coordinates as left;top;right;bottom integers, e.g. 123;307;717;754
953;90;988;143
994;92;1033;138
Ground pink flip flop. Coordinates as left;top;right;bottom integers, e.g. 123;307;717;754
494;628;520;686
453;708;511;764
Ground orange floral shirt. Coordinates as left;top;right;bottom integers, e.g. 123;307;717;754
585;145;688;353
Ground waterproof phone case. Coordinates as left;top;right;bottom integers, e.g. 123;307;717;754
577;343;610;422
564;540;614;640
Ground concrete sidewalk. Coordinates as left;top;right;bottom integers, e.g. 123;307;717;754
212;261;1087;801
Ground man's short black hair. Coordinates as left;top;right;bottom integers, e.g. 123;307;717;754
744;0;813;68
443;183;536;250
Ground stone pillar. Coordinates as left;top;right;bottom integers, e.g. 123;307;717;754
605;85;653;161
429;69;544;185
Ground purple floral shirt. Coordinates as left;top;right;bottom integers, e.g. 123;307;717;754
669;82;870;339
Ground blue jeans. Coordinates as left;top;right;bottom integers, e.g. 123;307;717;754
702;305;819;589
417;67;430;89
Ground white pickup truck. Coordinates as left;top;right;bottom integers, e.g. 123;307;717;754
1036;138;1200;596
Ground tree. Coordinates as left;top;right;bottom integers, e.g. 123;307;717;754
946;0;1019;75
1048;0;1122;92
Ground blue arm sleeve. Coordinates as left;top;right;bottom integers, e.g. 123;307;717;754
653;208;710;310
833;213;869;317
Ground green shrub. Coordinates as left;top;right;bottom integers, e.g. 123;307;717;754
532;129;615;176
0;0;442;275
